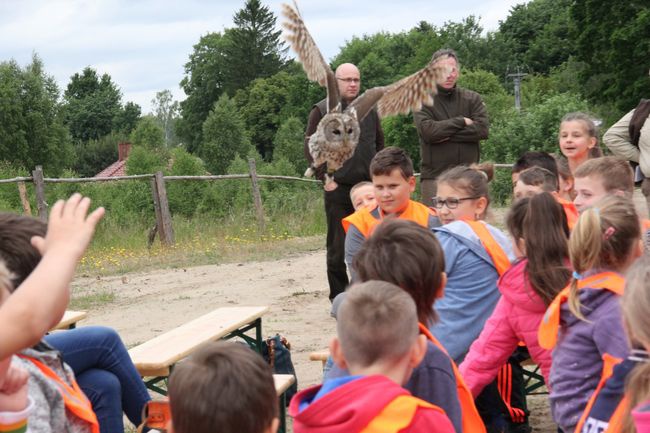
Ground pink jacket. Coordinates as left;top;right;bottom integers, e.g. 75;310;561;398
459;259;552;397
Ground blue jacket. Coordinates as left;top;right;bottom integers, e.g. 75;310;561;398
431;220;515;363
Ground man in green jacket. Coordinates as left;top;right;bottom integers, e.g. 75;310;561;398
414;49;489;205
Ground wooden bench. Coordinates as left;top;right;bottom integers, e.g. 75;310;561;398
129;306;269;392
309;349;329;368
274;374;296;433
51;310;88;331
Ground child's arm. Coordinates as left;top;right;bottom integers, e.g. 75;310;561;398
0;194;104;360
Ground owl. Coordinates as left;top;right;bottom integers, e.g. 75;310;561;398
282;2;449;185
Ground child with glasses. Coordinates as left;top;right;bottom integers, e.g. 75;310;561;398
432;165;532;433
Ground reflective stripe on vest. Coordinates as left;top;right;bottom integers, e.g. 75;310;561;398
360;395;445;433
575;354;627;433
342;200;435;236
538;272;625;350
462;220;511;276
557;198;579;230
419;323;487;433
18;355;99;433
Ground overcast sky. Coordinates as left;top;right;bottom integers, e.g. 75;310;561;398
0;0;527;113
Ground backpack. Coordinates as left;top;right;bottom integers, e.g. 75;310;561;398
261;334;298;405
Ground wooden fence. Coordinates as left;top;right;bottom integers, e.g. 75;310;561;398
0;161;513;247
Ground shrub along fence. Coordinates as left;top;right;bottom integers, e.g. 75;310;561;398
0;161;513;247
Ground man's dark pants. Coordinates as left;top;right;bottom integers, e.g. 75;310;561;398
324;185;354;301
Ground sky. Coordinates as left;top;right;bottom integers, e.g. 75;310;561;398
0;0;527;114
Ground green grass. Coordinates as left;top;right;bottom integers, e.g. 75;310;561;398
69;290;117;310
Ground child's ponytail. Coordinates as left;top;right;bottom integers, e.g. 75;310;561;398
568;196;640;321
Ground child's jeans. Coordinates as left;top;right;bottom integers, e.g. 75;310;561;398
45;326;151;433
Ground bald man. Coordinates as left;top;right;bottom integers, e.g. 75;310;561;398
304;63;384;301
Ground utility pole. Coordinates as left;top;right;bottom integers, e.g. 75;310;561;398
507;68;527;111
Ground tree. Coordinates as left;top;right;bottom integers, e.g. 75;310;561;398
151;90;179;147
0;55;73;174
130;116;165;149
63;67;123;142
114;101;142;135
200;95;253;174
273;116;304;174
570;0;650;110
223;0;286;95
177;32;230;152
73;132;122;177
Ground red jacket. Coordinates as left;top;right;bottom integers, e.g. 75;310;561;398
289;375;454;433
459;259;553;397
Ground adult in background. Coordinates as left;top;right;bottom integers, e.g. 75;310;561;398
414;48;489;204
304;63;384;301
603;99;650;214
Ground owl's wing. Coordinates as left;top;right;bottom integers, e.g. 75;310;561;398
282;2;340;113
347;58;449;121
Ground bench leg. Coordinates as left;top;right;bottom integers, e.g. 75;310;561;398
222;318;264;353
278;393;287;433
143;376;169;396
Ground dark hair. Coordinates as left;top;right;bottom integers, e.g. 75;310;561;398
517;166;559;192
370;147;414;179
512;151;559;178
430;48;459;65
0;213;47;290
168;341;278;433
507;193;571;306
436;163;494;219
353;219;445;326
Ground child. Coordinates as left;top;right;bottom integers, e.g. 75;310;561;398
0;209;151;433
460;193;571;397
554;155;575;201
349;181;377;211
343;147;440;280
514;166;578;228
291;281;455;433
168;341;279;433
331;219;485;433
538;195;642;433
0;194;104;433
559;112;602;174
622;255;650;433
572;255;650;433
572;156;634;212
511;151;559;186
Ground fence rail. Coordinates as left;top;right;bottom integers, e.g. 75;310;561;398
1;161;514;246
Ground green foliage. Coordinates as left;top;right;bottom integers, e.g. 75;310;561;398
177;32;230;151
130;116;165;150
381;115;420;168
200;95;253;174
166;148;207;217
114;101;142;135
125;146;167;175
73;132;123;177
223;0;286;96
482;92;591;163
151;90;180;147
63;67;123;142
273;116;304;174
458;69;513;120
570;0;650;110
0;55;73;175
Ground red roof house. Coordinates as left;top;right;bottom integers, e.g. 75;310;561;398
96;142;132;177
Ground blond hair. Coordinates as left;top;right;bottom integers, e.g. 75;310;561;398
574;156;634;196
568;196;640;320
621;255;650;433
337;281;419;367
0;261;12;303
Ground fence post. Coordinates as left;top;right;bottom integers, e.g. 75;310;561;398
151;171;175;246
17;181;32;216
32;166;47;221
248;158;266;232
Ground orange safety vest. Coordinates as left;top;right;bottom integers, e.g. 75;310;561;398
642;219;650;232
574;354;627;433
419;323;487;433
462;220;511;276
18;355;100;433
557;197;579;230
342;200;435;236
360;394;447;433
538;272;625;350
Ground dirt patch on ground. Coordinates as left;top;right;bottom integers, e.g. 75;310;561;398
73;248;557;432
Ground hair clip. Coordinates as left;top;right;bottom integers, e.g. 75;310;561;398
603;226;616;241
572;271;583;280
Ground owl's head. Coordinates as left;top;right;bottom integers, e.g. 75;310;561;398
319;112;361;148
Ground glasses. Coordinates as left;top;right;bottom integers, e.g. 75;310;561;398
336;77;360;84
431;196;480;209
